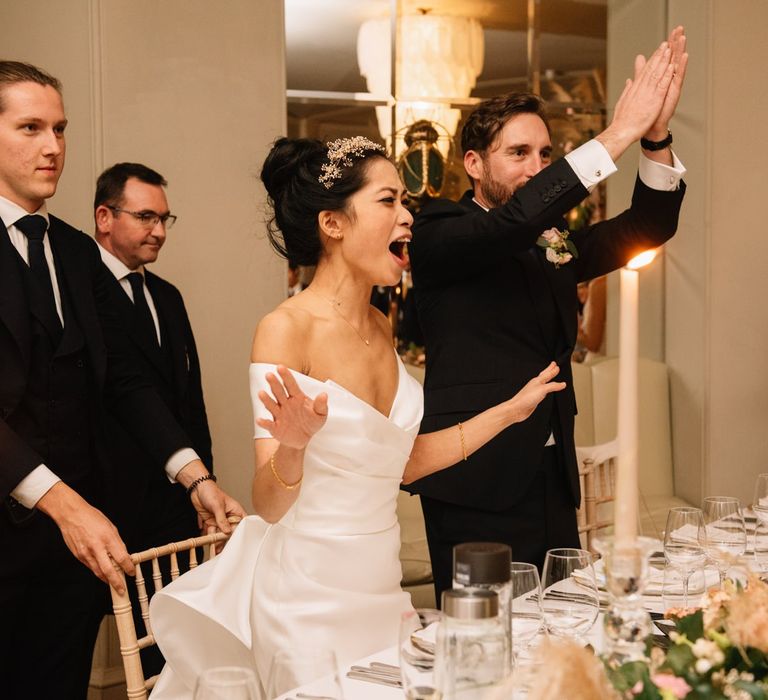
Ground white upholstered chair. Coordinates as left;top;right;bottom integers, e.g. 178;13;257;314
572;357;692;539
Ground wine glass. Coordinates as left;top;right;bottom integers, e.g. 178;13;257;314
662;565;706;611
541;548;599;641
193;667;262;700
265;649;343;700
753;473;768;524
754;519;768;579
509;562;543;664
702;496;747;588
399;608;442;700
663;506;706;608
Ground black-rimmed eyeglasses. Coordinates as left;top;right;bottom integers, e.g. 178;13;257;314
107;205;177;230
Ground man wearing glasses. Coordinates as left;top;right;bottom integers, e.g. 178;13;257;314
93;162;215;675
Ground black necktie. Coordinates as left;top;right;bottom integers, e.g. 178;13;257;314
16;215;63;335
126;272;159;347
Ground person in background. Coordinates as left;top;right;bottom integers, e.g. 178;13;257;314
93;161;216;675
577;275;607;362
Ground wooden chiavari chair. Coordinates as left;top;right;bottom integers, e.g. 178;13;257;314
109;519;239;700
577;444;618;553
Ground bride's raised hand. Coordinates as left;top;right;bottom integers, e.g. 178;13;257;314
257;365;328;449
510;362;566;423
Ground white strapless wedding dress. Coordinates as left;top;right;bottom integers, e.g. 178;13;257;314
149;358;423;698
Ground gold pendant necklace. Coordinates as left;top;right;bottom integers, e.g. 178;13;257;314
306;287;370;347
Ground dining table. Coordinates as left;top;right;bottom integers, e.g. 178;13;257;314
279;520;765;700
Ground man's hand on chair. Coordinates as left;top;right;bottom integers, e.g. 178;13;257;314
176;460;246;534
36;481;135;594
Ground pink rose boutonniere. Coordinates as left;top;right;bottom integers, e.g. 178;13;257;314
537;227;578;268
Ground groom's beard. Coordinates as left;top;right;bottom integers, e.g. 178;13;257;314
477;172;515;209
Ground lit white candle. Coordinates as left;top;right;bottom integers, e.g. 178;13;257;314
614;250;657;546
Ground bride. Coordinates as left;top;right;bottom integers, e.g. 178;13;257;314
149;136;564;697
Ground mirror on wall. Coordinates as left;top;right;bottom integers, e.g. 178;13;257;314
284;0;608;353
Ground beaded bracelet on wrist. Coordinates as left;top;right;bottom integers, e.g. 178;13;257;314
186;473;216;496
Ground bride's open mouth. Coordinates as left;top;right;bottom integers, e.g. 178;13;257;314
388;237;409;264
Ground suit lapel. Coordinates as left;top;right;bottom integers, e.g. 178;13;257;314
47;218;108;383
516;212;579;353
535;223;578;347
460;195;559;353
0;217;31;370
519;247;560;353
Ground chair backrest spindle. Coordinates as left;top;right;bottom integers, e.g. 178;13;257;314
108;518;240;700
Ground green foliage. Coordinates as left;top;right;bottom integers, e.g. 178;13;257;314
676;611;704;641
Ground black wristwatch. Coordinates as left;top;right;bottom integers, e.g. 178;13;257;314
640;131;673;151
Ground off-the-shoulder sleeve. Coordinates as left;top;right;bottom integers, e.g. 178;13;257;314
249;363;278;439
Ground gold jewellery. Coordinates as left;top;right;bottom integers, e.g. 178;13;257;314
306;287;371;347
270;453;302;490
458;421;468;461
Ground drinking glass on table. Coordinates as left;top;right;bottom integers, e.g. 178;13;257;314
541;548;599;641
662;564;706;612
752;474;768;576
752;473;768;525
509;562;543;663
265;649;343;700
663;506;706;608
399;608;442;700
702;496;747;588
193;667;262;700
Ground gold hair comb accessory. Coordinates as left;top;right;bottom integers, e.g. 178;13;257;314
318;136;385;189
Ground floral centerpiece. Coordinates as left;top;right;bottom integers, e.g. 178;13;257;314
495;576;768;700
607;576;768;699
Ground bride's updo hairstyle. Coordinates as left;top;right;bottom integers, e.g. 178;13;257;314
261;136;387;265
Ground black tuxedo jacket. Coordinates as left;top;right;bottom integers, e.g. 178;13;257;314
102;268;213;467
406;158;686;511
0;215;191;530
97;266;213;546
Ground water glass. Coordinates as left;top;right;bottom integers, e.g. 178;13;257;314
753;473;768;524
265;649;343;699
193;667;262;700
702;496;747;588
399;608;442;700
663;506;706;608
541;548;599;640
509;562;543;662
662;565;706;611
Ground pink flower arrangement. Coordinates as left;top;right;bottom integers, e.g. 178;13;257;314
536;227;578;267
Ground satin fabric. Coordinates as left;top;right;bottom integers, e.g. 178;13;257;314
150;357;423;697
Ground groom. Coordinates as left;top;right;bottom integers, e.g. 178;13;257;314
407;30;689;600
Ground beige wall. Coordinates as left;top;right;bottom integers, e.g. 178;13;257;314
608;0;768;507
1;0;287;511
666;0;768;506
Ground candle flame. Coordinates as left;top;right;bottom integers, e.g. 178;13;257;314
626;249;658;270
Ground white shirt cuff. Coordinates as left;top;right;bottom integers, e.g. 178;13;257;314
638;150;686;191
165;448;201;481
11;465;61;508
564;140;617;191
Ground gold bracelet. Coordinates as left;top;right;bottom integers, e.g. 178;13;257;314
458;421;468;461
270;452;302;490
